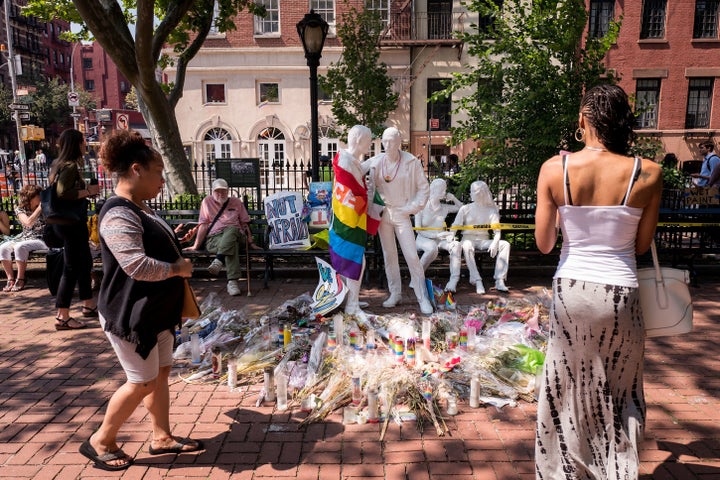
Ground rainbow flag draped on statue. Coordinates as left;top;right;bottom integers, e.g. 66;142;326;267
329;152;384;281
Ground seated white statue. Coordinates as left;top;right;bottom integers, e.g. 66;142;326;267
415;178;463;292
451;180;510;294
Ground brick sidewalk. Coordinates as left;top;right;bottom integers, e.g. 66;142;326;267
1;268;719;479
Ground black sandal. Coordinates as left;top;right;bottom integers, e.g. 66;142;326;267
55;317;87;331
82;306;99;318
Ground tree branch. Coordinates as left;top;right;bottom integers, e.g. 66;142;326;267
152;0;196;62
168;12;212;108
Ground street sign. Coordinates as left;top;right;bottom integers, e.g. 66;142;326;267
67;91;80;107
8;103;29;111
70;112;82;118
11;112;30;121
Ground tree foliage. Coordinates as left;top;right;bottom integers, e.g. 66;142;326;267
27;77;96;129
24;0;264;195
319;5;398;138
441;0;619;196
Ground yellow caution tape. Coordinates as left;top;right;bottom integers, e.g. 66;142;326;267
414;221;720;232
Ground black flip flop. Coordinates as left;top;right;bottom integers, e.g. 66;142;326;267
148;437;204;455
79;440;134;471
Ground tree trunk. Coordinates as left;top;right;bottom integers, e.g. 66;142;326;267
138;85;198;196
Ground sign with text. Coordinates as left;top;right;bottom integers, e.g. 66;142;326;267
684;186;720;206
263;191;310;249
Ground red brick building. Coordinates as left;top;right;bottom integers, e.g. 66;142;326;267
590;0;720;164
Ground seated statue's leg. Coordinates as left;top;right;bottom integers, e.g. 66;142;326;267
444;240;461;292
494;240;511;292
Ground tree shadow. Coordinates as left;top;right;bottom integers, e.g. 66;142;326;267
640;440;720;479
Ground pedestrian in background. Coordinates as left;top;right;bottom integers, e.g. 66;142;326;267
79;129;202;471
534;84;663;479
48;129;99;330
691;140;720;187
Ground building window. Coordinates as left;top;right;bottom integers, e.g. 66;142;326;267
478;0;503;35
589;0;615;38
258;82;280;104
427;79;451;131
640;0;667;39
319;125;339;160
82;58;92;69
365;0;390;27
254;0;279;35
204;83;226;104
318;84;332;102
635;79;660;129
428;0;452;40
311;0;335;28
84;79;95;91
685;78;713;129
693;0;719;39
258;127;286;188
204;127;232;168
209;1;220;35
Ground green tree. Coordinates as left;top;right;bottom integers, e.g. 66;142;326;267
124;86;139;111
319;4;398;138
25;0;264;195
440;0;619;196
27;77;95;129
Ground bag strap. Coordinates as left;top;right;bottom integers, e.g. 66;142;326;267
649;241;664;283
206;199;229;238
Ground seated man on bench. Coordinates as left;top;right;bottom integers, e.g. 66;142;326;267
184;178;257;296
451;180;510;294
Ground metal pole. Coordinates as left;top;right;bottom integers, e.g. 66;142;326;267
70;43;79;130
309;58;320;182
3;2;26;177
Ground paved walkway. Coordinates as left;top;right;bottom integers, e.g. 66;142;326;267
1;266;719;479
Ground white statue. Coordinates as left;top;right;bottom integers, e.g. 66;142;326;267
415;178;463;292
364;127;432;315
328;125;375;316
451;180;510;293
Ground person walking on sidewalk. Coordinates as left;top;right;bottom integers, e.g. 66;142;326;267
48;128;100;330
184;178;258;296
534;84;663;479
78;130;203;471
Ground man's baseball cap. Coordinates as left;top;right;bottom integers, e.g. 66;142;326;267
212;178;229;190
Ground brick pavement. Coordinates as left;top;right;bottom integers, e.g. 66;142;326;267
1;266;719;479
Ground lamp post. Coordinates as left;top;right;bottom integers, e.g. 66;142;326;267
297;9;329;182
2;1;26;170
69;42;80;130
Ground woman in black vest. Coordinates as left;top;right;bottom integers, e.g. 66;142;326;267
78;130;202;471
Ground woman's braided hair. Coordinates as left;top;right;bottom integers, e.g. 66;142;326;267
580;84;636;155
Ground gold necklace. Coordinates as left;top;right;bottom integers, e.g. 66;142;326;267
382;155;401;182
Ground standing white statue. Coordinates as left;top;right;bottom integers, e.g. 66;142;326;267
451;180;510;294
364;127;433;314
328;125;377;316
415;178;464;292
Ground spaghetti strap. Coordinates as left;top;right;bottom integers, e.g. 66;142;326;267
620;157;641;206
562;154;573;206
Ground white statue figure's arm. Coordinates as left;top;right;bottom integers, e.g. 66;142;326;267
404;157;430;216
444;192;463;213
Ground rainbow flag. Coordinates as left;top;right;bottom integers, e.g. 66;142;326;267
329;152;383;280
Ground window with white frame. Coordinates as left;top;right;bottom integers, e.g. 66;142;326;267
258;127;286;187
319;125;339;160
693;0;719;39
254;0;279;36
205;83;226;104
311;0;335;28
685;78;713;129
204;128;233;169
365;0;390;27
258;82;280;104
635;79;660;129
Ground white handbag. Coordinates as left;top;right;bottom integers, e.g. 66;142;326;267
637;243;693;338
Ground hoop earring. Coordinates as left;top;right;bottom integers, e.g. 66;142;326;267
574;127;585;143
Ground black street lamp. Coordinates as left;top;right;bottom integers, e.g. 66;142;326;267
297;9;329;182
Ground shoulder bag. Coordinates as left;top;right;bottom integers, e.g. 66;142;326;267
40;167;87;225
638;242;693;338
